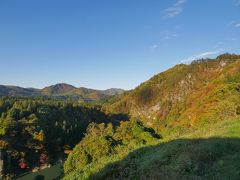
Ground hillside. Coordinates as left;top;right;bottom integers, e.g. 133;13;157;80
63;53;240;179
41;83;76;95
0;85;39;97
107;53;240;135
65;117;240;180
0;83;125;102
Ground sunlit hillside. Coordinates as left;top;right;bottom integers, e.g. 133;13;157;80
63;54;240;179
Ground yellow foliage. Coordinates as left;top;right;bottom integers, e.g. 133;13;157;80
33;130;45;142
0;140;8;149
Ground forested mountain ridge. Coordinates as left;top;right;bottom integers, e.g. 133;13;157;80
41;83;76;95
0;83;125;102
0;85;40;97
106;53;240;135
64;53;240;179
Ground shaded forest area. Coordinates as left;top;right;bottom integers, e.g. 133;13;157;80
0;97;128;178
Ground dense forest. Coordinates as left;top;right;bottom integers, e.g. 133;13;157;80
0;97;127;179
0;53;240;179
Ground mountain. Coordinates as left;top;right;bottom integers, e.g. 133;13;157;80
41;83;76;95
0;85;39;97
100;88;125;96
0;83;125;102
63;53;240;179
107;53;240;135
41;84;125;101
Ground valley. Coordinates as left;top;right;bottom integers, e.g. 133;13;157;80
1;0;239;179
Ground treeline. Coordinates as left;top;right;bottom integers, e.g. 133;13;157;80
0;97;117;177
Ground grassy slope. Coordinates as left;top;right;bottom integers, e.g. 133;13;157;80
17;163;63;180
64;117;240;180
91;117;240;180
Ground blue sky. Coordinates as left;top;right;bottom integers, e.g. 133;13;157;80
0;0;239;90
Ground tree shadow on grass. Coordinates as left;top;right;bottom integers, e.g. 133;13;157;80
33;175;45;180
91;138;240;180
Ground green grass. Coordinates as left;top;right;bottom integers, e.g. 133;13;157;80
90;118;240;180
91;138;240;180
182;117;240;138
16;163;63;180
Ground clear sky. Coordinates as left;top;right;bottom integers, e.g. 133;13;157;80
0;0;239;90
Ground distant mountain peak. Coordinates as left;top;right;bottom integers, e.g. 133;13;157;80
41;83;77;95
102;88;125;96
0;83;125;102
46;83;76;89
